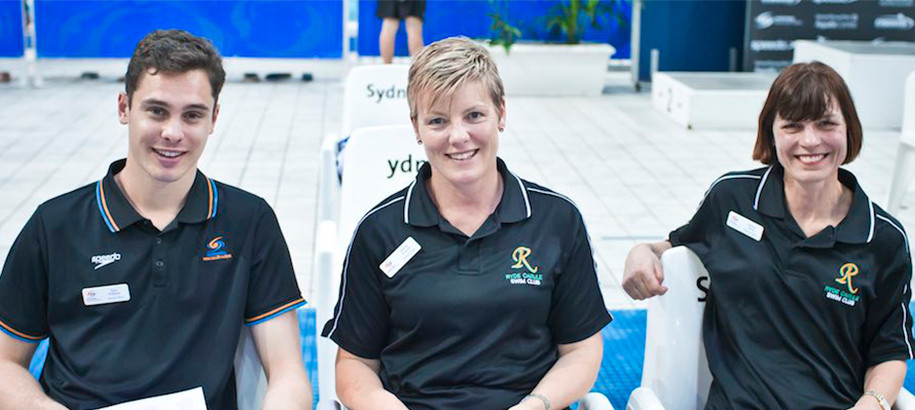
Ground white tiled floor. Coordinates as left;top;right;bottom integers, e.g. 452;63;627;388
1;77;912;311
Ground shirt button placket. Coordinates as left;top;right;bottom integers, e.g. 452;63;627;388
153;235;167;287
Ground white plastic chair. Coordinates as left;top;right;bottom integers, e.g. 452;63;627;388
316;64;412;224
315;124;425;408
234;326;267;410
887;70;915;214
627;246;915;410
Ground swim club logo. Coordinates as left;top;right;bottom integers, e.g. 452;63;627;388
824;263;861;307
875;13;915;30
202;236;232;262
505;246;542;286
91;252;121;270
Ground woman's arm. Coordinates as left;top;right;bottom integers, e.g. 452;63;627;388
335;348;408;410
508;332;603;410
850;360;906;410
622;241;672;300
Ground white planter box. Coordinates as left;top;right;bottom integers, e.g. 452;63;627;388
794;40;915;130
652;72;776;129
489;43;615;97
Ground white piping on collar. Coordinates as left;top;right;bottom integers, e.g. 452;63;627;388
753;166;774;211
403;179;418;224
510;172;532;218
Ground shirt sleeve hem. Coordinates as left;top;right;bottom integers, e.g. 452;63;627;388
245;297;306;326
327;334;382;360
867;350;914;367
0;319;46;343
554;311;613;345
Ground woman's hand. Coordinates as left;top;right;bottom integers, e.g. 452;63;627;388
622;242;671;300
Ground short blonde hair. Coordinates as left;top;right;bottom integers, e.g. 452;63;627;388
407;36;505;121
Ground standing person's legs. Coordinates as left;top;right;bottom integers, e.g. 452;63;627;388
405;16;424;56
379;18;400;64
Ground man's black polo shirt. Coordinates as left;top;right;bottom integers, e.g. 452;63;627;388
323;159;612;410
670;164;914;409
0;159;305;409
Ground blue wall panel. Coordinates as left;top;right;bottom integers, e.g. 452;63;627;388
638;0;746;81
34;0;342;58
0;0;24;57
357;0;631;59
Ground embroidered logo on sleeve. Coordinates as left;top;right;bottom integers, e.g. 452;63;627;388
202;236;233;262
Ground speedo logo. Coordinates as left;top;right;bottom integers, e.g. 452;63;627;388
91;252;121;270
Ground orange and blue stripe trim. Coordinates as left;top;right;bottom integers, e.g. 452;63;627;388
206;177;218;219
95;181;119;233
245;298;306;326
0;319;46;343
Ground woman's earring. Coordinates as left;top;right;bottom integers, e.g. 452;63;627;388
417;139;422;145
499;127;505;133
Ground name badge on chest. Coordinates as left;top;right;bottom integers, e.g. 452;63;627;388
82;283;131;306
380;237;421;278
726;211;764;241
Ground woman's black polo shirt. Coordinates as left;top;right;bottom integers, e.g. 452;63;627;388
0;159;305;409
670;165;914;409
322;159;612;410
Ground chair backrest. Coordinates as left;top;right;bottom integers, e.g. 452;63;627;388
641;246;712;410
315;124;426;407
234;326;267;410
337;124;426;255
903;70;915;142
341;64;411;136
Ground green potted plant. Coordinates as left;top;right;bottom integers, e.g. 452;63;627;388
485;0;620;96
545;0;626;45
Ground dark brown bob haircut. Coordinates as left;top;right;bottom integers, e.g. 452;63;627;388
124;29;226;106
753;61;862;165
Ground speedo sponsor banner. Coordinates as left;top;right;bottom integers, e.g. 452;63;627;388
744;0;915;72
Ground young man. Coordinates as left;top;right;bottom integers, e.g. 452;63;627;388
0;30;312;409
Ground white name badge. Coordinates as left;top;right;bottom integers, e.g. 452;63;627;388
379;237;421;278
96;386;206;410
726;211;764;241
82;283;131;306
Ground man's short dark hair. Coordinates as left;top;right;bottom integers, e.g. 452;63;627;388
124;29;226;105
753;61;863;165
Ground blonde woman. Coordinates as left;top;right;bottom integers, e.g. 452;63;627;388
323;37;611;410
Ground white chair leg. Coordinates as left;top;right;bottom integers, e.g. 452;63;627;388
894;387;915;410
578;392;614;410
887;140;915;214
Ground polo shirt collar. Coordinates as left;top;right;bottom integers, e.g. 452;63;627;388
96;159;218;233
753;164;874;244
403;158;532;228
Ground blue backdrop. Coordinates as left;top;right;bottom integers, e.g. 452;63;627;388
0;0;24;57
637;0;746;81
34;0;342;58
358;0;632;59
